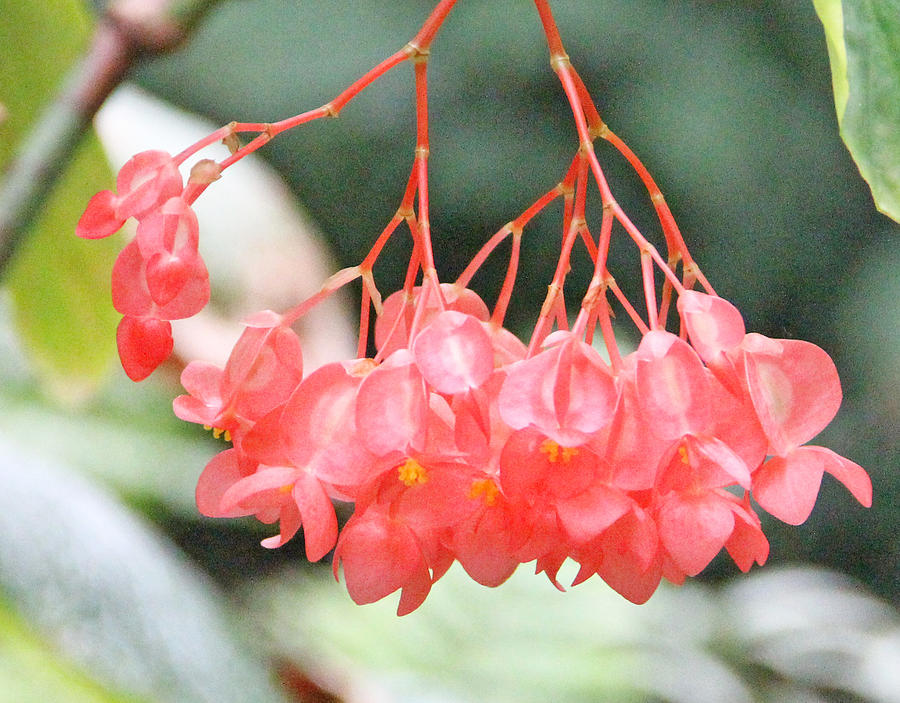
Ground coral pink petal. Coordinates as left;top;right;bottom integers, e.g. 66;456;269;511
220;465;300;513
336;512;421;605
135;197;198;258
111;241;152;316
635;331;711;439
451;506;519;587
751;448;826;525
260;503;302;548
412;310;494;394
116;315;173;381
743;335;842;454
556;483;633;543
115;151;183;219
239;405;291;466
555;340;618;439
594;514;661;603
76;190;124;239
658;434;751;493
677;290;745;361
154;252;210;320
195;449;254;518
356;353;428;456
816;446;873;508
145;252;192;306
658;492;735;576
497;349;559;431
725;502;769;571
498;429;551;498
292;472;338;561
397;562;434;616
178;360;223;404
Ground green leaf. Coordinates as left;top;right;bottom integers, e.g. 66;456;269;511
0;435;288;703
812;0;849;121
0;0;119;400
0;599;143;703
814;0;900;222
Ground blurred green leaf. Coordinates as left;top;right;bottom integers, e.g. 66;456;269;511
814;0;900;222
251;564;900;703
0;374;214;516
0;435;288;703
0;599;141;703
0;0;119;399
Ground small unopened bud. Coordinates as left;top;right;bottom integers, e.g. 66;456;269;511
222;132;242;154
188;159;222;185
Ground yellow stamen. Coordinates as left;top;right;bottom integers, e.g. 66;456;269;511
397;458;429;487
678;444;690;465
205;425;233;443
278;484;293;494
539;439;579;463
468;478;499;506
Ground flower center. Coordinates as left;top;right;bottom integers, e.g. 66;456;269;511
397;458;429;486
539;438;579;463
203;424;232;442
468;478;500;505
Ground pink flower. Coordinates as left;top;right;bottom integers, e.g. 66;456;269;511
174;319;304;441
76;151;183;239
498;332;618;447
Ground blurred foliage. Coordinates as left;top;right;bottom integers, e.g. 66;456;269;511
0;599;140;703
0;434;288;703
815;0;900;222
0;0;120;399
249;562;900;703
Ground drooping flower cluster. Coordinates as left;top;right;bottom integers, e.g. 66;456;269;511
162;283;868;613
77;0;872;614
77;151;214;381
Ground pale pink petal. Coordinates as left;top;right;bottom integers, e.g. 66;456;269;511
281;362;363;465
555;339;618;440
677;290;745;361
497;349;559;431
743;335;842;454
635;331;711;439
356;352;428;456
412;310;494;394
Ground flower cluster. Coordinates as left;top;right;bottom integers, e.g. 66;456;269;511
77;0;871;614
165;283;869;614
77;151;214;381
